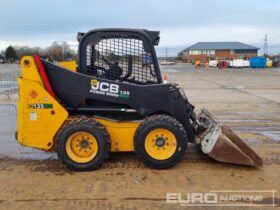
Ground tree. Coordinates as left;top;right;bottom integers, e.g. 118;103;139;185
46;41;76;61
5;46;17;60
15;46;45;59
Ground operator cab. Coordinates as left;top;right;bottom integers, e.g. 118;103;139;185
77;29;162;85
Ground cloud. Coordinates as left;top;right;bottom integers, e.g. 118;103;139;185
0;0;280;51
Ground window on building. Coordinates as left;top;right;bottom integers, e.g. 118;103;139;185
205;50;215;55
189;50;201;55
234;49;258;54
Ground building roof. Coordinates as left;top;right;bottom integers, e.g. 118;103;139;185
182;42;258;52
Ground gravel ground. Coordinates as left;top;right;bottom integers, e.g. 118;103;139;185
0;63;280;210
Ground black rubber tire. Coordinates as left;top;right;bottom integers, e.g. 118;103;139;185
134;115;187;169
56;117;110;171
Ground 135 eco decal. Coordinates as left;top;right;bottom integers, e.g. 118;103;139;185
90;79;130;99
28;103;53;109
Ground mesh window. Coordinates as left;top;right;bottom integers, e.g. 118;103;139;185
86;36;158;85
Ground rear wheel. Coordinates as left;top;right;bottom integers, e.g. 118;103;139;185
134;115;187;169
57;117;110;171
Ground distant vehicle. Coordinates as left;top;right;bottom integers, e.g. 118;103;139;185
0;55;5;64
160;60;175;65
232;59;250;68
272;56;280;68
8;58;15;63
209;60;218;67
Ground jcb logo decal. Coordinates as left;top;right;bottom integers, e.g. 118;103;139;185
90;79;119;93
90;79;130;98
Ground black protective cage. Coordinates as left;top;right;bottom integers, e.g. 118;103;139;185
78;29;163;85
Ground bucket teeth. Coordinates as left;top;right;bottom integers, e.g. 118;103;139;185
197;109;263;167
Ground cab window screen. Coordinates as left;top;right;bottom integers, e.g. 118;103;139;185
86;36;158;85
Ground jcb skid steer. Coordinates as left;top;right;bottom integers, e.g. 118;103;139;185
17;29;262;170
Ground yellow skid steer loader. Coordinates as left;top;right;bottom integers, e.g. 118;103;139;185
16;29;262;170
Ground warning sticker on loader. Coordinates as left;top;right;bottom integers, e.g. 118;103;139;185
90;79;130;99
30;112;37;121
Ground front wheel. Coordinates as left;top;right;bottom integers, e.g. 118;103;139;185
134;115;187;169
56;117;110;171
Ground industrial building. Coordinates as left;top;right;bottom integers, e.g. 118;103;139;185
180;42;258;62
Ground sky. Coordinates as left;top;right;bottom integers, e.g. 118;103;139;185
0;0;280;56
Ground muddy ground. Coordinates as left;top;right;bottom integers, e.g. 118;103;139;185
0;64;280;210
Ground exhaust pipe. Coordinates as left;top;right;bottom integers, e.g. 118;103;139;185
196;109;263;167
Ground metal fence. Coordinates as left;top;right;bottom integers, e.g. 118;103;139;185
0;73;18;98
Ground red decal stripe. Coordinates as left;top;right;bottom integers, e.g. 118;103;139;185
34;54;56;98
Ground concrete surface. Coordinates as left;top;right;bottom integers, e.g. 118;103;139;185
0;63;280;210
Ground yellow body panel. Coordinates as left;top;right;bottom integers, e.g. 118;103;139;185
57;61;77;71
18;56;68;150
17;78;68;150
95;118;140;152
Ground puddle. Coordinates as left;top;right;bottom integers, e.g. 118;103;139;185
261;131;280;142
229;85;245;89
219;119;266;123
215;112;280;118
161;68;178;73
242;138;264;146
231;126;280;132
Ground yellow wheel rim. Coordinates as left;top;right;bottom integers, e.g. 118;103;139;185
65;131;98;163
144;128;177;160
